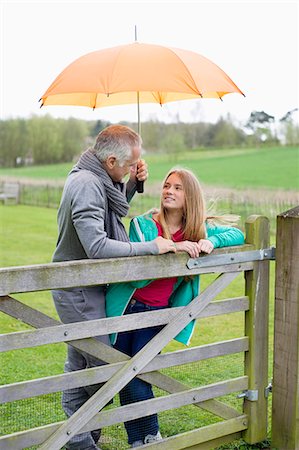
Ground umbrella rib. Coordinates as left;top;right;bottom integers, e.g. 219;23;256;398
167;47;203;97
151;91;168;106
92;93;98;110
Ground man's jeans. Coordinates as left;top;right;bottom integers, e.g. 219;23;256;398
114;299;166;445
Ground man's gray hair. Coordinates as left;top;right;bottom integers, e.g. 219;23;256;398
93;125;142;167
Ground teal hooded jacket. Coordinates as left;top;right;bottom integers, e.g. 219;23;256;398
106;212;245;346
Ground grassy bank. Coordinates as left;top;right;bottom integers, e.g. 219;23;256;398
1;146;297;237
0;146;298;190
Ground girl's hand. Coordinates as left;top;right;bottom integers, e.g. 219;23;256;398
175;240;202;258
197;239;214;254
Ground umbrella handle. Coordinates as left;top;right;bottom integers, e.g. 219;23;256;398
136;180;144;193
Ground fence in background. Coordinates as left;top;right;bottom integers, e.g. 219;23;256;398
1;179;297;230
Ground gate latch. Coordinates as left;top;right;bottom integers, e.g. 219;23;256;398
237;389;259;401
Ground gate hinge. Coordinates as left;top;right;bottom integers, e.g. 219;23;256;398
237;389;259;401
265;381;272;398
187;246;276;270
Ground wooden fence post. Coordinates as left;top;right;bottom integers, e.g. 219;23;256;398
243;215;270;444
272;206;299;450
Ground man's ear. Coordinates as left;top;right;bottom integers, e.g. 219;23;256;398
106;156;116;169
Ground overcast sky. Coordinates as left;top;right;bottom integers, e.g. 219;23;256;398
1;0;298;126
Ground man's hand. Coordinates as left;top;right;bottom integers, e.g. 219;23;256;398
154;236;177;254
130;159;148;183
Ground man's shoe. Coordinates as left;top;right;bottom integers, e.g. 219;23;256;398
144;431;162;444
131;440;143;448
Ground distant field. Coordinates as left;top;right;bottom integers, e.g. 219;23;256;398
147;146;299;190
0;146;298;190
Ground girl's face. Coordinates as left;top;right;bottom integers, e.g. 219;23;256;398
161;173;185;211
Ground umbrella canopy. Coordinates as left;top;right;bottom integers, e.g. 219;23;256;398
40;41;244;193
40;42;244;109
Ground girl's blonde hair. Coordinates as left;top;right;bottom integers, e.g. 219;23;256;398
156;167;240;241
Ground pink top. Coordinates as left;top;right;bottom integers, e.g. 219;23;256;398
133;220;184;307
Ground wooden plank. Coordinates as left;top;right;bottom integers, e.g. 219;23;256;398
177;432;242;450
39;271;240;449
0;295;54;328
0;296;130;362
272;206;299;450
0;294;248;325
89;377;248;429
0;297;249;352
0;377;248;449
130;416;247;449
243;215;270;444
141;372;243;421
1;337;248;402
0;296;244;422
0;245;253;295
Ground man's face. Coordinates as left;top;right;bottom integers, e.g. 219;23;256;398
106;146;141;183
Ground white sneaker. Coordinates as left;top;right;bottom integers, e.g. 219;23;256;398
144;431;162;444
131;440;143;448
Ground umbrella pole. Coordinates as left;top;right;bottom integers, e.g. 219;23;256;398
135;25;141;137
137;91;140;135
135;25;140;135
136;90;144;193
135;24;143;193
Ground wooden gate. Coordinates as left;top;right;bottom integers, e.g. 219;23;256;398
0;215;272;449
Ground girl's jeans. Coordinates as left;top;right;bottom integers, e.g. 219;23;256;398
114;299;166;444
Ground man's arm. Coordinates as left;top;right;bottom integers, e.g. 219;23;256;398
71;177;158;259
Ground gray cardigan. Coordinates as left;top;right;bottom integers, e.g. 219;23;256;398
52;168;158;262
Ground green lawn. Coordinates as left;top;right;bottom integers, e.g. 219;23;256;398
0;204;275;449
146;146;299;190
0;146;298;190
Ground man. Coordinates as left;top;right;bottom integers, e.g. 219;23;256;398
52;124;175;450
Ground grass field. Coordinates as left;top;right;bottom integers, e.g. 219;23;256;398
0;205;275;449
1;145;297;238
0;146;298;190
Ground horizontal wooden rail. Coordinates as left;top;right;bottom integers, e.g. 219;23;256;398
0;376;248;450
0;245;253;295
0;337;249;403
0;297;249;352
129;416;247;450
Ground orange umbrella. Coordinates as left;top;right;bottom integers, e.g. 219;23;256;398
40;42;244;109
40;41;244;191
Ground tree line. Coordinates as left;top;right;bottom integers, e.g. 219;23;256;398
0;109;297;167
